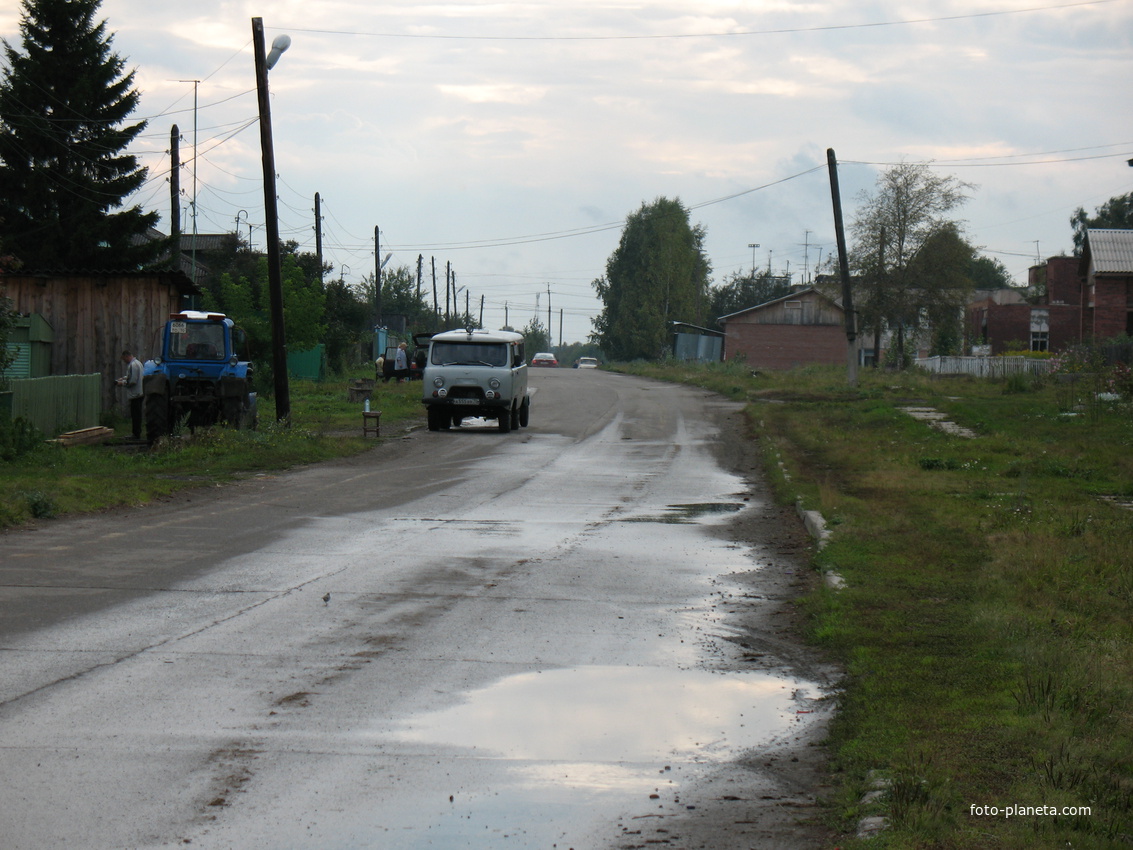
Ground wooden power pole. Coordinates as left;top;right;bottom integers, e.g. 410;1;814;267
827;148;858;387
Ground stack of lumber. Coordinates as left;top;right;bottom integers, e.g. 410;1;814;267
49;426;115;447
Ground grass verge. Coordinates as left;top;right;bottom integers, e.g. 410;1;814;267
0;373;422;529
617;359;1133;849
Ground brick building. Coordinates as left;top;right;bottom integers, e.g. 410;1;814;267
967;229;1133;353
1082;229;1133;340
719;287;857;370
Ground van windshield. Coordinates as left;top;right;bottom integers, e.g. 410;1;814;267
430;341;508;367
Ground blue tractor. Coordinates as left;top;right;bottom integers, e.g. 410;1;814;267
142;311;257;444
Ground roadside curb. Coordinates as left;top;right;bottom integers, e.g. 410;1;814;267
795;499;832;549
795;500;846;591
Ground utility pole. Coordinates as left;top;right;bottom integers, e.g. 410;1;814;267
747;242;759;279
169;125;181;242
374;226;382;326
802;230;811;285
314;193;322;282
416;254;423;303
445;262;451;324
431;257;438;326
827;148;858;387
176;80;200;284
547;284;552;342
479;294;484;328
559;308;563;348
252;17;291;423
874;228;885;369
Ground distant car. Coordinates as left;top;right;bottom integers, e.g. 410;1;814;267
574;357;599;369
531;352;558;367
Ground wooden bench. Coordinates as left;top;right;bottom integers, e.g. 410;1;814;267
362;410;382;437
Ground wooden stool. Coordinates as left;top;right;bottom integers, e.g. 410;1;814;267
362;410;382;437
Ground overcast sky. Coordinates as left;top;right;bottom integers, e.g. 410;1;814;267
4;0;1131;344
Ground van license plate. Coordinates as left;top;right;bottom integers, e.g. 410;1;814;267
453;398;478;405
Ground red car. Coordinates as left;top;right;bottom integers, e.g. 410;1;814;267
531;352;558;367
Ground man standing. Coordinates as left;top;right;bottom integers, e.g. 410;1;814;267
394;342;409;382
116;350;144;440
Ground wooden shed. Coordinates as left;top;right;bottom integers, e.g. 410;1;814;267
719;287;856;370
5;313;54;378
0;270;198;409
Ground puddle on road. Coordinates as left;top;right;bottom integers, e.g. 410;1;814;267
392;665;814;763
617;501;745;524
354;665;820;850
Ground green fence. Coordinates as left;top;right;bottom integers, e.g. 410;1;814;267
288;344;326;381
7;374;102;437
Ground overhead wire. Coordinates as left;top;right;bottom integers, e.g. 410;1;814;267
283;0;1122;41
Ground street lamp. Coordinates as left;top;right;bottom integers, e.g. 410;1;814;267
252;17;291;424
747;242;760;279
235;209;248;247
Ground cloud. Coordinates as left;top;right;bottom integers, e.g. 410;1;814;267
3;0;1132;337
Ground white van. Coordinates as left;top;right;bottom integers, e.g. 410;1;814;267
421;329;530;433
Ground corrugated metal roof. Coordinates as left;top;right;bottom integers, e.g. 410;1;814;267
1087;229;1133;273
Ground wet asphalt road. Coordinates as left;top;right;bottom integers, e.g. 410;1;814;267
0;368;829;849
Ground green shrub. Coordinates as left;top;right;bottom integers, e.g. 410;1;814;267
0;416;42;462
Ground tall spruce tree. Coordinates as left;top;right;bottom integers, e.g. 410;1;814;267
592;197;711;361
0;0;161;270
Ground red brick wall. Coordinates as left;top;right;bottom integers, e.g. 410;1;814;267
1044;256;1082;305
725;323;848;370
1090;279;1129;340
985;305;1031;354
1049;307;1082;351
977;302;1081;353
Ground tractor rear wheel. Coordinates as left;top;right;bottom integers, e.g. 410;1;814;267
223;397;243;428
145;395;169;445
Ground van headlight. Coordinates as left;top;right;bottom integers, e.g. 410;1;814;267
489;378;501;389
433;377;445;388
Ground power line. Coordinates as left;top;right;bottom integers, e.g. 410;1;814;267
281;0;1122;42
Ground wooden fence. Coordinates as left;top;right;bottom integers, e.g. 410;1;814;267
8;374;102;437
915;356;1054;378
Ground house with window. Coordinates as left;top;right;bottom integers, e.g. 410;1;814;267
966;229;1133;354
719;287;859;369
1081;228;1133;339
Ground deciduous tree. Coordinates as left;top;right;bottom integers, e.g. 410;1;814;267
521;317;550;354
1071;192;1133;255
592;197;710;360
708;269;790;323
850;163;974;365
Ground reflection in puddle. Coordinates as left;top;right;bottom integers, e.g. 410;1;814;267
360;666;821;849
392;665;812;763
617;502;745;524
